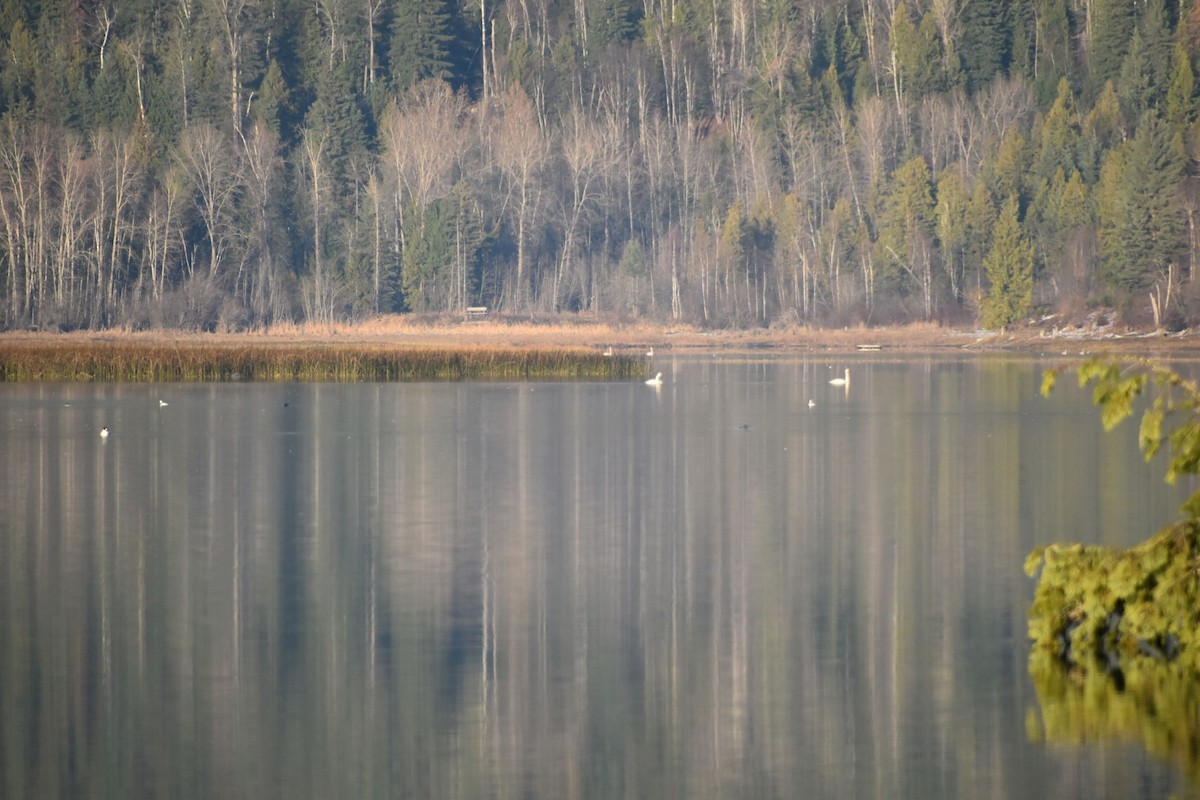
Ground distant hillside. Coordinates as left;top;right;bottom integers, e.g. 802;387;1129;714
0;0;1198;333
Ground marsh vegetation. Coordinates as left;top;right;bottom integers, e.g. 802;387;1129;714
0;340;644;382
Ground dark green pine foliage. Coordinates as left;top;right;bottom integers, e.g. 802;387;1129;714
402;198;453;312
1008;0;1034;83
1088;0;1135;99
1030;0;1073;104
89;58;141;130
178;19;230;129
900;5;954;98
1165;42;1197;129
304;61;369;195
587;0;642;50
0;0;32;33
252;59;291;138
0;19;38;115
1118;29;1155;123
837;8;866;102
262;0;309;141
388;0;454;95
1140;0;1175;94
958;0;1009;91
981;195;1033;329
142;59;183;149
1034;78;1081;184
1126;113;1185;281
1101;113;1184;292
27;3;90;132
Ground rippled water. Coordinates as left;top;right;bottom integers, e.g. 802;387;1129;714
1;355;1196;799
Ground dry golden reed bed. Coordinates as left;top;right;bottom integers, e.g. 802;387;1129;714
0;337;643;382
255;315;971;351
2;313;1199;382
202;314;1200;354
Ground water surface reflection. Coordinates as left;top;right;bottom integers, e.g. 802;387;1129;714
0;358;1196;798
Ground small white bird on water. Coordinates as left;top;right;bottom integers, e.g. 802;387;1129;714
808;399;816;408
100;426;110;438
829;368;850;387
647;346;654;357
159;400;168;407
645;372;663;386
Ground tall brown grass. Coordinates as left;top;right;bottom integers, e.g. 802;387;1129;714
0;340;645;382
257;314;675;346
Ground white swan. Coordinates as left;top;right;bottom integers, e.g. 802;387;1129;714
603;346;613;356
808;399;816;408
829;368;850;387
645;372;663;386
647;347;654;357
158;400;168;407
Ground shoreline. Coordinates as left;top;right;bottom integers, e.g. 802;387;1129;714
3;314;1200;358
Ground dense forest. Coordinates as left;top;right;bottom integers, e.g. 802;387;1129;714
0;0;1198;331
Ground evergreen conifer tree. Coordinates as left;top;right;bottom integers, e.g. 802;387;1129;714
935;169;969;303
981;196;1033;329
1118;29;1155;123
587;0;641;50
879;156;937;315
389;0;453;95
1088;0;1135;99
959;0;1009;91
1165;42;1196;130
965;181;998;296
1098;113;1185;292
1034;78;1081;183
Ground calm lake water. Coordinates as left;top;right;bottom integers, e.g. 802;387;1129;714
1;355;1198;799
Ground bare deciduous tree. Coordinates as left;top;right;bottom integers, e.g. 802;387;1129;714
492;84;546;306
177;124;243;281
554;103;615;310
86;128;145;322
240;121;284;319
0;117;33;322
141;164;189;303
54;136;90;314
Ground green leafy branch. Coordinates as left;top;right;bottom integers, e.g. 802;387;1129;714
1042;358;1200;517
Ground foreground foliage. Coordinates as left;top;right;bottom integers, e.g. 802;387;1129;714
1025;522;1200;671
1029;358;1200;779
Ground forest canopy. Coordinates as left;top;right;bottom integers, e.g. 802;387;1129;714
1;0;1199;331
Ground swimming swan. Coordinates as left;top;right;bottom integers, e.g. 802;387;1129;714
645;372;663;386
829;368;850;387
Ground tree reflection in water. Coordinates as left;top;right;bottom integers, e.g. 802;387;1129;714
1028;649;1200;788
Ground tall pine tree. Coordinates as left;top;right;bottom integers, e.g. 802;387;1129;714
959;0;1009;91
981;196;1033;329
1098;113;1185;293
388;0;453;95
1088;0;1135;99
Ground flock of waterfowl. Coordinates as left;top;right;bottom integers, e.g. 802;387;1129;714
633;344;852;412
97;397;170;438
97;360;852;436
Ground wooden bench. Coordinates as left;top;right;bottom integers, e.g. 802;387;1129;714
465;306;489;321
